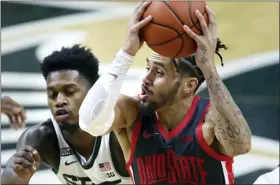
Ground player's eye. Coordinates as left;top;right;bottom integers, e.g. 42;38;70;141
48;91;57;99
145;67;150;72
156;70;163;77
65;88;76;96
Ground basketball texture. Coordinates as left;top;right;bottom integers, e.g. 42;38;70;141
141;1;209;58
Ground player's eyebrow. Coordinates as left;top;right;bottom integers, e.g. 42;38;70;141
146;58;166;70
47;83;78;90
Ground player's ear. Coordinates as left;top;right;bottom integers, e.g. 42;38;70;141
183;77;198;95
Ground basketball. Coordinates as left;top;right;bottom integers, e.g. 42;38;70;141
141;1;209;58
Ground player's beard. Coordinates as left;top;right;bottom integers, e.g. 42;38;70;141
139;81;181;116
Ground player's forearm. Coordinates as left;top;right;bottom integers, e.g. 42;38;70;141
79;49;133;136
204;68;251;155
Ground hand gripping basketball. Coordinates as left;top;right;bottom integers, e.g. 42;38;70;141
183;6;217;70
122;1;153;56
13;145;40;180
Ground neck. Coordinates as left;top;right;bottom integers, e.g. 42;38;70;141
155;96;194;131
62;127;95;159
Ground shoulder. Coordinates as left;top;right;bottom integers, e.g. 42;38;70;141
17;119;57;155
18;118;59;168
18;118;55;147
118;94;140;108
117;94;140;125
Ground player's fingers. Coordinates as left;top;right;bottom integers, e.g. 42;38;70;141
33;161;40;170
2;104;13;113
183;25;201;42
13;163;36;174
18;115;25;128
15;151;34;163
22;145;35;153
205;6;217;37
18;109;26;128
14;157;34;169
31;149;40;162
133;15;152;31
12;114;20;129
14;164;25;172
195;9;209;38
7;114;15;128
134;1;144;12
135;0;152;22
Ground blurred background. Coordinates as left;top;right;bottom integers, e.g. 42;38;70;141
1;1;279;184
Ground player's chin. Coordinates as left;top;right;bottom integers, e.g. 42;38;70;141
139;93;155;102
58;119;80;131
54;113;71;123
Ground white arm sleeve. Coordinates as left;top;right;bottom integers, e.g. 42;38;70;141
79;49;133;136
253;167;279;184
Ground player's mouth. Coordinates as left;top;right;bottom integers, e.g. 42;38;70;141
138;85;153;101
54;108;70;123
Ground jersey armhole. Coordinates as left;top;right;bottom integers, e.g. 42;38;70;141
195;103;232;162
125;118;142;184
195;104;235;184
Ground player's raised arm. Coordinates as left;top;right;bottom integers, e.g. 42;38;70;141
78;1;153;136
183;6;251;156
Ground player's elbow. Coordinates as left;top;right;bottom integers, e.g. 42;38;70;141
79;119;98;137
238;138;252;155
236;125;252;156
78;113;95;135
229;139;251;157
79;111;115;137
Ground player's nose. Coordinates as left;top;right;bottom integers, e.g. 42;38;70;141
55;93;68;108
142;73;153;86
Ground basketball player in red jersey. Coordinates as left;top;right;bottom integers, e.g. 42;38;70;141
79;1;252;185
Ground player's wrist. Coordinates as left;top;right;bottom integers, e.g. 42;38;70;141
121;45;137;57
118;48;134;61
108;49;134;77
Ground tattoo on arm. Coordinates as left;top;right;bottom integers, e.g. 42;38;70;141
205;72;251;156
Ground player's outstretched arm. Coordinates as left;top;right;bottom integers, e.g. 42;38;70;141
183;6;251;157
79;1;153;136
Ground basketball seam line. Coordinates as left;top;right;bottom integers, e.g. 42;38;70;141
146;5;206;47
162;0;188;57
163;1;185;26
174;33;185;58
146;21;193;47
188;1;204;35
164;1;205;35
147;21;182;46
147;21;184;58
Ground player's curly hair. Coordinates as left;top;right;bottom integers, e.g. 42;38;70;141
172;38;227;92
40;44;99;86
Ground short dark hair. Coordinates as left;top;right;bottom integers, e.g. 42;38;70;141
40;44;99;86
172;38;227;92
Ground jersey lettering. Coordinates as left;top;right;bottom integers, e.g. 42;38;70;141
136;150;208;185
105;172;116;178
62;174;92;185
61;148;74;156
